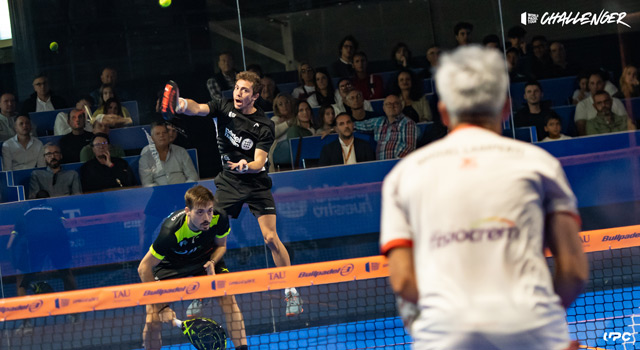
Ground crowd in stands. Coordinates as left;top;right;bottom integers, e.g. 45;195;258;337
1;22;639;202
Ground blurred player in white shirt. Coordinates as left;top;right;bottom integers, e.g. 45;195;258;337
380;46;588;350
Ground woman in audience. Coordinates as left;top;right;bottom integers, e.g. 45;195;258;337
315;105;336;136
391;68;432;123
94;98;132;128
288;100;316;137
92;84;132;121
391;42;413;69
292;62;316;101
307;69;337;108
271;93;296;143
614;65;640;99
572;72;590;105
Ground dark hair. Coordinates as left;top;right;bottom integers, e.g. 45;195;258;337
353;51;367;60
391;68;423;101
589;70;607;82
334;112;353;125
150;120;167;130
92;132;110;144
454;22;473;35
338;35;359;55
545;114;561;124
99;84;117;106
236;71;263;95
391;42;412;66
246;64;263;78
78;95;95;106
185;185;215;209
507;25;526;39
531;35;548;44
593;90;610;99
482;34;500;46
104;97;123;116
506;47;520;56
313;68;336;106
317;105;336;128
524;80;543;91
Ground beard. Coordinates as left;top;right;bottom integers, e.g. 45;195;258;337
47;159;60;169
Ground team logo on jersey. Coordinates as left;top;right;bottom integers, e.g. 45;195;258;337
228;111;236;118
224;128;242;147
241;138;254;150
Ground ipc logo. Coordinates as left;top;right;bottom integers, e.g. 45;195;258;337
603;332;634;342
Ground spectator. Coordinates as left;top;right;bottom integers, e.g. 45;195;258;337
391;42;413;69
256;75;278;112
420;45;441;79
549;42;580;77
614;65;640;99
79;120;126;162
54;96;94;135
307;68;337;108
541;115;572;142
530;35;554;79
319;112;375;166
391;68;432;123
292;62;316;100
586;90;629;136
331;35;358;78
80;133;135;192
20;74;67;115
139;121;198;187
207;52;238;100
507;25;528;54
92;86;132;121
28;143;81;198
271;93;296;143
90;67;128;105
59;108;93;164
575;71;631;135
247;63;264;78
333;78;373;115
506;48;528;83
354;94;418;160
454;22;473;46
2;115;45;171
344;89;377;121
572;72;590;105
482;34;501;49
287;100;316;137
514;81;561;141
0;92;17;141
315;105;336;136
94;98;133;128
352;51;385;100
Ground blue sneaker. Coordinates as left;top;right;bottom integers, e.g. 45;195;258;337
285;291;303;316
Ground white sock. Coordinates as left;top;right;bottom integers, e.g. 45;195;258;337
285;287;297;296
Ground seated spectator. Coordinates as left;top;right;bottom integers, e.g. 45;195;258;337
575;71;632;135
307;68;338;108
331;35;357;78
354;95;418;160
292;62;316;100
332;78;373;115
139;121;198;186
391;42;413;69
549;42;580;77
256;75;278;112
54;96;94;135
513;81;560;141
29;143;81;198
93;98;133;128
506;48;528;83
614;65;640;99
572;72;590;105
80;133;135;192
344;89;376;121
352;51;385;100
315;105;336;136
285;100;316;139
454;22;473;46
92;86;132;121
0;92;17;141
420;45;441;79
20;74;67;115
541;115;572;142
530;36;554;79
482;34;501;49
271;94;296;143
59;108;94;163
507;25;528;54
586;91;629;136
319;112;375;166
391;68;432;123
207;52;238;100
90;67;129;105
79;120;125;162
2;115;45;171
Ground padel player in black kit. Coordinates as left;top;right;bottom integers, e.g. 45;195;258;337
138;185;247;350
162;71;302;316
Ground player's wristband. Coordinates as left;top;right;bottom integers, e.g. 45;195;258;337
238;163;249;173
175;98;187;114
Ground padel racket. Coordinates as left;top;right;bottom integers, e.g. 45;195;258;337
161;80;180;121
173;317;227;350
83;105;93;124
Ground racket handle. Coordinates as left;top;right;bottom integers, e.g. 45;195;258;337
173;318;183;328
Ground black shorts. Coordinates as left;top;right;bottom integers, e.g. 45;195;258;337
153;258;229;281
214;171;277;219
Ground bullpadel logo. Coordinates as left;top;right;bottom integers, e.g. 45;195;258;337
521;10;630;28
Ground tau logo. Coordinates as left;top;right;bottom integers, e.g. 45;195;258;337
228;111;237;118
269;271;285;280
241;138;254;151
581;234;590;243
113;289;130;299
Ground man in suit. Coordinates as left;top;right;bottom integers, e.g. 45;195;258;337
319;112;375;166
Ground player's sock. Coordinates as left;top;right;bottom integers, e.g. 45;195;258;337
285;288;302;316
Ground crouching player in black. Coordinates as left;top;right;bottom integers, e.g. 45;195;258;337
163;71;302;316
138;185;247;350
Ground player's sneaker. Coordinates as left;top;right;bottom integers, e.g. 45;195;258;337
14;320;33;336
285;290;303;316
30;281;54;294
186;299;205;318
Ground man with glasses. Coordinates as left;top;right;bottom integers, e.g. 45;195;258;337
20;74;67;115
79;133;135;192
28;143;81;198
353;94;418;160
333;78;374;115
79;120;125;162
331;35;358;78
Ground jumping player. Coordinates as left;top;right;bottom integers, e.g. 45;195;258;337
380;46;588;349
138;185;247;350
162;71;302;316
